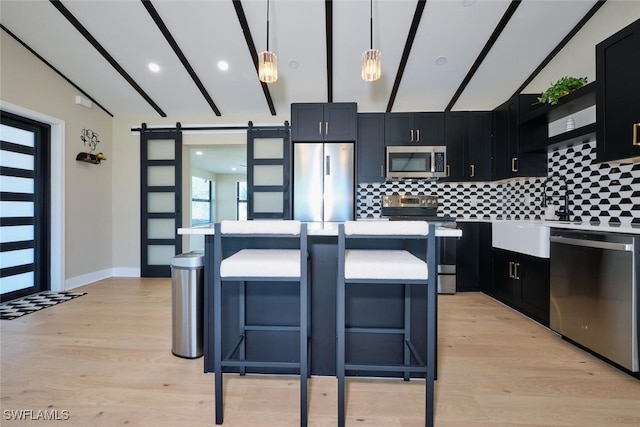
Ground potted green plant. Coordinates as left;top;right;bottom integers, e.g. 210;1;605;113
538;76;588;105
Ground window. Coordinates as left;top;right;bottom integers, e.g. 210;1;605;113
237;181;247;220
191;176;213;226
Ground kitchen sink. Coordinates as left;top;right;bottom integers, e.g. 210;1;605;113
492;222;550;258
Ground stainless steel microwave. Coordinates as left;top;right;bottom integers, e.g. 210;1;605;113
386;145;447;179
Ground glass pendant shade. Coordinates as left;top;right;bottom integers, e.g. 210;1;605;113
258;50;278;83
362;49;381;82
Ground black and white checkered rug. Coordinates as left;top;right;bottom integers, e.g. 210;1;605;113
0;291;86;320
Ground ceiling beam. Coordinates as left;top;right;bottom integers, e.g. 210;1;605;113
0;24;114;117
49;0;167;117
385;0;426;113
445;0;521;112
512;0;607;97
141;0;221;116
232;0;277;116
325;0;333;103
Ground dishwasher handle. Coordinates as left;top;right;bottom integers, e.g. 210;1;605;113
550;235;634;252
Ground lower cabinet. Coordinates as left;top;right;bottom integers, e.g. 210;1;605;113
490;248;550;326
455;222;492;292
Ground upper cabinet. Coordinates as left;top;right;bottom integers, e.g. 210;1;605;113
385;112;444;146
356;113;386;183
492;94;547;181
444;111;492;182
596;18;640;163
291;103;357;142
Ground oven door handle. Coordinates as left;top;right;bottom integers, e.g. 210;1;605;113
550;236;634;252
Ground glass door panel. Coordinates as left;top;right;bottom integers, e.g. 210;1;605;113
247;125;290;219
0;113;50;302
140;130;182;277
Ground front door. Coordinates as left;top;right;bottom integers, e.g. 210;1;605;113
0;112;50;301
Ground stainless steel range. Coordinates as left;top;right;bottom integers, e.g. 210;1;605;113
381;194;455;223
381;194;457;294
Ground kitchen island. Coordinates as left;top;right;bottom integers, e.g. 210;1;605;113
179;221;461;376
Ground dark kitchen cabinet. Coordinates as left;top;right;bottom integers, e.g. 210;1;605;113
385;112;444;146
291;103;357;142
492;95;547;181
490;248;550;326
596;18;640;162
356;113;386;183
444;112;492;182
456;222;492;292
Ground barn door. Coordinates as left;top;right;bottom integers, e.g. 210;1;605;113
140;126;182;277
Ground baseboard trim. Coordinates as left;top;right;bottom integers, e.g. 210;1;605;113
64;267;141;290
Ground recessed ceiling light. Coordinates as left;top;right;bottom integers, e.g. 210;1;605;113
231;167;237;171
148;62;160;73
288;60;300;69
217;60;229;71
435;56;447;66
195;151;203;156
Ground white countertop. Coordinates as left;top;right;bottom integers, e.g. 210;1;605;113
457;218;640;235
179;219;640;237
178;220;463;237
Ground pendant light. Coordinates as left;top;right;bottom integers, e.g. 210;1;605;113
362;0;381;82
258;0;278;83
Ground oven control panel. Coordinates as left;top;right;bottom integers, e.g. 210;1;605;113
382;194;438;209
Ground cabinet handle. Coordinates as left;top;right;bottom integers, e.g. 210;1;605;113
416;129;420;142
470;164;475;177
318;121;322;135
380;165;384;177
410;129;414;142
511;157;518;172
446;164;450;177
508;261;514;278
634;123;640;146
325;121;329;135
514;262;520;280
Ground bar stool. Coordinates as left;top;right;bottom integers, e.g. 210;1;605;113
337;220;437;427
213;220;310;426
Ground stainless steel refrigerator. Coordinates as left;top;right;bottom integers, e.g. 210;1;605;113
293;142;354;222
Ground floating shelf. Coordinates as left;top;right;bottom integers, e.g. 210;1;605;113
520;82;596;125
519;82;597;152
547;123;597;150
76;152;105;164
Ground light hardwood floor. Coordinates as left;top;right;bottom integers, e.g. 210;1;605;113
1;277;639;426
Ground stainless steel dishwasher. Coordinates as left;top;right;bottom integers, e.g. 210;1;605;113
550;229;638;373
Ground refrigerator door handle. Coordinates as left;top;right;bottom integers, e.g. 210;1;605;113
326;155;330;175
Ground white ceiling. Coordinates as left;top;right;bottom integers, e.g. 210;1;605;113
10;0;639;176
2;0;626;124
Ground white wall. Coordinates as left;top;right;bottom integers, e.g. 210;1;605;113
215;173;248;221
524;1;640;94
1;31;113;289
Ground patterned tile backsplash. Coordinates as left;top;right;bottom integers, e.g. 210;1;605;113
357;140;640;225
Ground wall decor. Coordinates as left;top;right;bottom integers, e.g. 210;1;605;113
76;128;106;164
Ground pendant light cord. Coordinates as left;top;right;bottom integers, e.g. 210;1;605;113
266;0;270;51
369;0;373;49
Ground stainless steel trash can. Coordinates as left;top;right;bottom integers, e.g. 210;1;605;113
171;251;204;359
